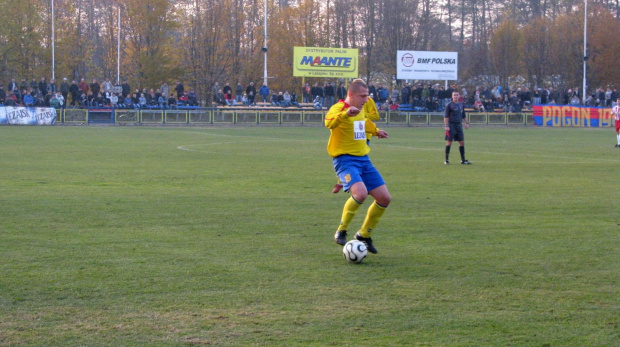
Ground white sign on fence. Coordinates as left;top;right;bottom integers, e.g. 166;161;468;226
0;106;57;125
396;51;458;81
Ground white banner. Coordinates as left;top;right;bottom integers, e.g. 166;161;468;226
396;51;458;81
0;106;57;125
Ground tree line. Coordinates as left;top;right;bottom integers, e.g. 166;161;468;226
0;0;618;105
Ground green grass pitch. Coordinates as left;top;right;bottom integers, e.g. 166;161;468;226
0;125;618;346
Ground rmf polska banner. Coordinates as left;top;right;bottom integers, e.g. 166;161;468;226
0;106;57;125
293;47;359;78
396;51;458;81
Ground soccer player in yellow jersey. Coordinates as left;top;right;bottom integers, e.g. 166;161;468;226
332;96;380;193
325;79;390;254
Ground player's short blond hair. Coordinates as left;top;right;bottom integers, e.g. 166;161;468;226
348;79;368;94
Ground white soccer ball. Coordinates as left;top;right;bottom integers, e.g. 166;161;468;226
343;240;368;264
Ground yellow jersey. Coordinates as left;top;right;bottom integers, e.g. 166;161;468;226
325;100;379;158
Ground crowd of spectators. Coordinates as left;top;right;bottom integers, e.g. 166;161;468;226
3;76;617;112
0;77;199;109
392;84;619;112
213;81;308;108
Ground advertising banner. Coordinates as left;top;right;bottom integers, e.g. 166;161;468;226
532;105;614;127
396;51;458;81
293;47;359;78
0;106;57;125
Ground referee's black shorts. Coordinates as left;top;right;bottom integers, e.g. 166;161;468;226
445;122;464;142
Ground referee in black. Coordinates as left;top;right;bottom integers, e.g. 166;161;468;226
444;91;471;165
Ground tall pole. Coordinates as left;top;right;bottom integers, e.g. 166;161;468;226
51;0;55;81
117;5;121;85
263;0;268;86
582;0;587;104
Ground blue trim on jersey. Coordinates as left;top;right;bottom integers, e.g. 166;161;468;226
332;154;385;193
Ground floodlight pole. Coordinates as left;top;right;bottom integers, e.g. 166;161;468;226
51;0;55;81
582;0;587;104
263;0;268;86
117;5;121;85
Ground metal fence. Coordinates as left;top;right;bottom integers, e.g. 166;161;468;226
50;107;548;126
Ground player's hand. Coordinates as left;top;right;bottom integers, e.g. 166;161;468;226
465;123;470;129
377;130;388;138
347;106;360;116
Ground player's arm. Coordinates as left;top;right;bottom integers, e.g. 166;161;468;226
444;106;450;130
365;119;388;138
463;110;470;129
324;102;349;129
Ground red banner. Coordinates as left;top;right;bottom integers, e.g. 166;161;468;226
532;105;614;127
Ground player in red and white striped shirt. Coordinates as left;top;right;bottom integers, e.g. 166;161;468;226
613;98;620;147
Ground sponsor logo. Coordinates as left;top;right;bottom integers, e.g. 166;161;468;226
401;53;414;67
416;58;456;64
299;56;352;68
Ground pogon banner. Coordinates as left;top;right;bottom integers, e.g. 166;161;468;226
532;105;614;127
293;47;359;78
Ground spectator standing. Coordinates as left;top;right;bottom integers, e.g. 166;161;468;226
69;80;79;106
246;82;256;106
223;82;232;98
102;78;112;94
19;78;27;92
259;83;270;103
60;78;70;102
39;77;48;98
401;84;411;105
78;78;89;95
7;78;18;94
47;79;58;94
175;81;185;99
324;82;335;108
30;78;38;92
235;82;243;104
90;79;100;98
47;79;58;105
302;83;311;103
391;87;399;103
337;82;347;101
121;80;131;98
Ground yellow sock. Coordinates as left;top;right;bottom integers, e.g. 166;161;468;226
359;201;387;237
338;196;362;231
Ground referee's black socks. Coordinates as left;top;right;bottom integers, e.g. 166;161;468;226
445;145;451;161
459;146;465;161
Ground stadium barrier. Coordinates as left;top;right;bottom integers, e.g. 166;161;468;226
1;106;613;127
